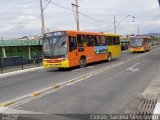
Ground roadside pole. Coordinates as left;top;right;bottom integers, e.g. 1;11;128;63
0;55;2;73
21;54;24;70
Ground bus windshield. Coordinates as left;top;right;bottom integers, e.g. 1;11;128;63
43;32;67;58
130;38;143;47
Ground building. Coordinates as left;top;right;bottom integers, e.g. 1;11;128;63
0;39;42;59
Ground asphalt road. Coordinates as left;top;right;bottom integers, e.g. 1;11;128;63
0;50;140;103
0;46;160;120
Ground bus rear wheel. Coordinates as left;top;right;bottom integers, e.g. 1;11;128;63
80;57;87;68
107;53;112;62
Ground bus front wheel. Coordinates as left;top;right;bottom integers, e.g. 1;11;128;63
80;57;87;68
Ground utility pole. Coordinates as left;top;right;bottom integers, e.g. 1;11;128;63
72;0;80;31
1;35;3;40
137;26;140;35
40;0;45;36
114;16;116;34
114;15;130;34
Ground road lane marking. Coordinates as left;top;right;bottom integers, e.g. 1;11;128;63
66;61;125;86
127;63;140;72
87;66;94;68
72;68;84;71
53;84;60;89
72;66;94;72
38;69;48;72
31;92;41;97
1;101;14;107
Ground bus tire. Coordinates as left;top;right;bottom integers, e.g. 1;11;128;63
80;57;87;68
107;53;112;62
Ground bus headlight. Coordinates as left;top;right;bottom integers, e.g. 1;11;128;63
63;54;68;61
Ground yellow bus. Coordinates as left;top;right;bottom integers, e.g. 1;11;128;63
42;31;121;69
129;36;151;53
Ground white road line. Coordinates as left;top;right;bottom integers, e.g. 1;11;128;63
38;69;48;72
72;66;94;72
87;66;94;69
67;62;125;86
72;68;85;71
127;63;140;72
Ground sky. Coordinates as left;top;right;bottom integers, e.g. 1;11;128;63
0;0;159;39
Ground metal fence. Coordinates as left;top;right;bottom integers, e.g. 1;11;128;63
0;55;42;73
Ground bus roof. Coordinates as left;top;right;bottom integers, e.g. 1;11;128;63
46;30;103;35
45;30;121;36
103;33;121;37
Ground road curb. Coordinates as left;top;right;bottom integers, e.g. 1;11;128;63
0;66;43;78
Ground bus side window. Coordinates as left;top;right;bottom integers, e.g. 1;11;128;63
77;34;86;47
143;39;146;44
105;36;108;45
113;36;117;45
94;35;101;46
101;36;107;46
86;35;94;46
116;36;120;45
69;36;77;52
108;36;113;46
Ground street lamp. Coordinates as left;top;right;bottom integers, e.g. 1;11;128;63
132;16;140;35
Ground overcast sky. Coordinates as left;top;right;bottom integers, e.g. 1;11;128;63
0;0;159;39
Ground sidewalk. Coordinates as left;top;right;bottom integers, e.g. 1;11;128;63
142;62;160;114
0;64;43;78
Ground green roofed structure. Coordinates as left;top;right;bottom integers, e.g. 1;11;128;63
0;39;42;59
0;39;42;47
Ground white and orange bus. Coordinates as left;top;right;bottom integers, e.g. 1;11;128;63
129;36;151;53
42;30;121;69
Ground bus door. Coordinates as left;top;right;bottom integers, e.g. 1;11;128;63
77;34;91;63
107;36;115;57
144;38;150;50
68;35;79;67
116;36;121;56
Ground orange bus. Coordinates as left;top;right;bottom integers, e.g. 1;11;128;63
129;36;151;53
43;30;121;69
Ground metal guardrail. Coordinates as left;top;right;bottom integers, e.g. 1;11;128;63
0;55;42;73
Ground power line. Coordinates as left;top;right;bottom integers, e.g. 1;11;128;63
43;0;52;11
45;0;110;24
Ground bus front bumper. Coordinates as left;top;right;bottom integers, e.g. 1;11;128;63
43;60;70;69
130;47;145;52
